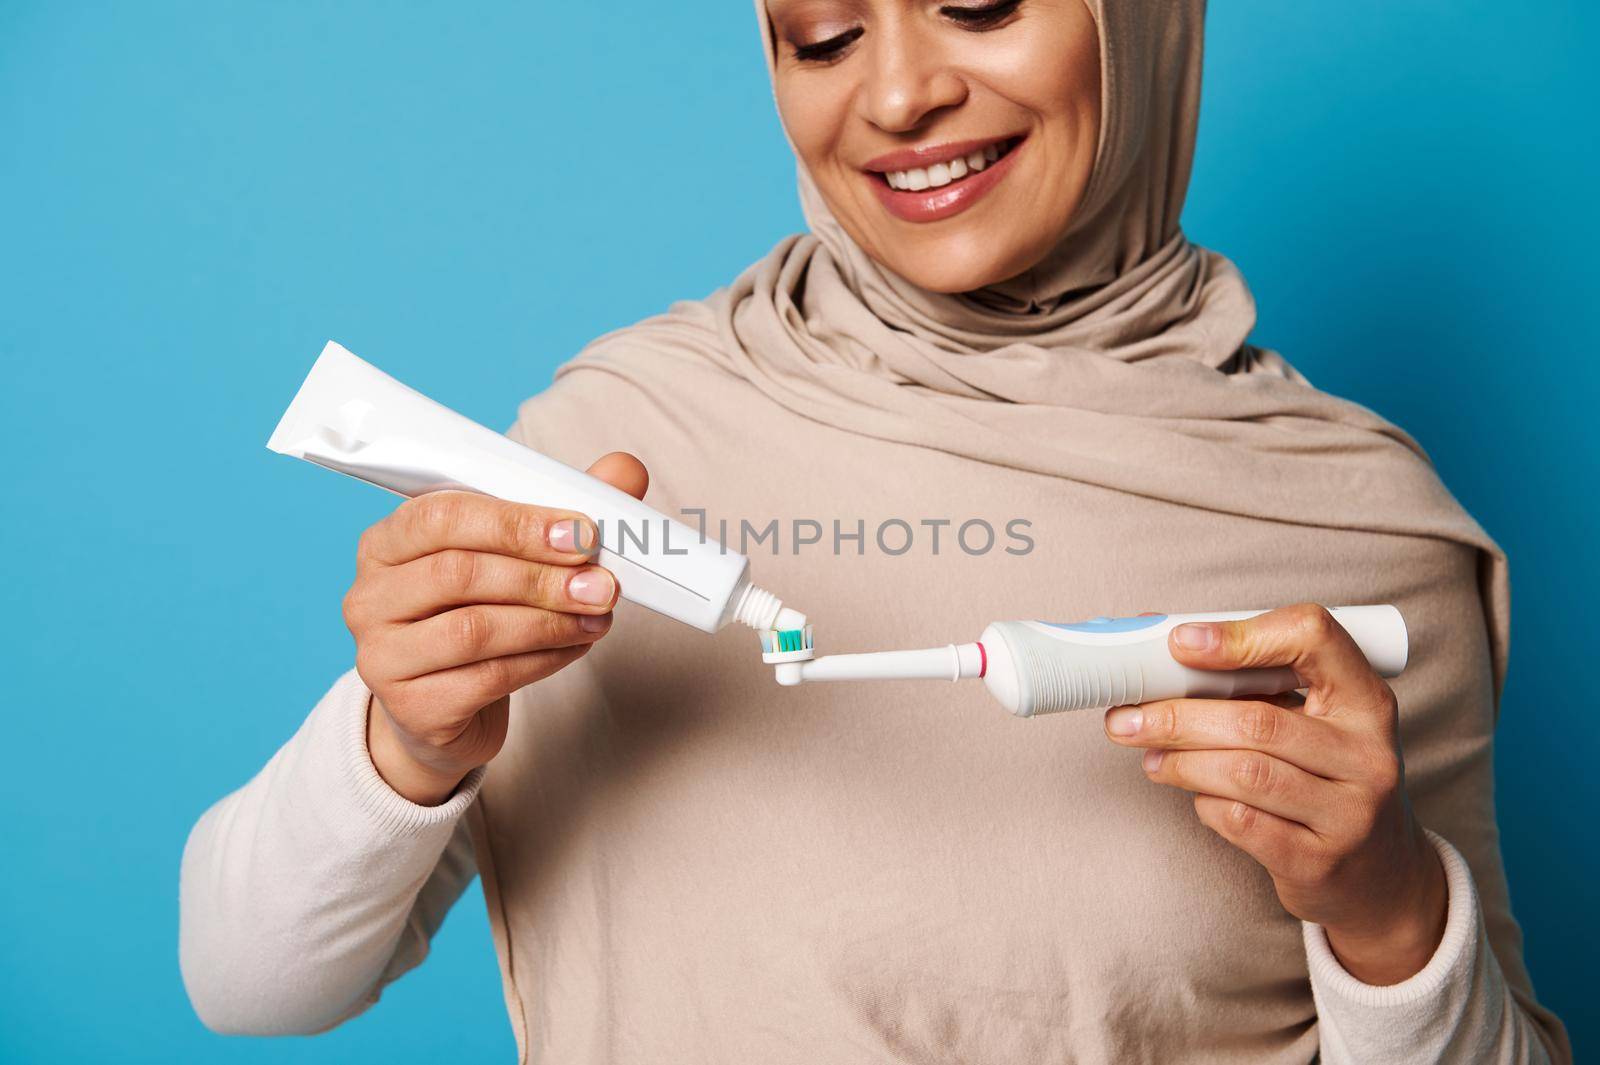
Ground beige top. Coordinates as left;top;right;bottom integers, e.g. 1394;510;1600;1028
180;340;1567;1060
182;0;1568;1059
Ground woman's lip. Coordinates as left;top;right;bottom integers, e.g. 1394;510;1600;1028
867;137;1025;224
862;135;1017;173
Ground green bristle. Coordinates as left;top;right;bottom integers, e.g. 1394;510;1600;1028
762;627;811;655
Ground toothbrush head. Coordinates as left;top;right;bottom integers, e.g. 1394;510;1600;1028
760;625;815;665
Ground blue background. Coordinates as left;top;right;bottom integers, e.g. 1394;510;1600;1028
3;1;1595;1061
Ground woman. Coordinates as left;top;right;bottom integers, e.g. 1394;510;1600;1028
180;1;1570;1061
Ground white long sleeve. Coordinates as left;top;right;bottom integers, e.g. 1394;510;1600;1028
179;670;482;1035
1306;830;1558;1064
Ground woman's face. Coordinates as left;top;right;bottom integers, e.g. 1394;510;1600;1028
767;0;1101;293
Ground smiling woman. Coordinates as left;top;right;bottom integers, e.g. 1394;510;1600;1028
766;0;1099;289
176;0;1572;1062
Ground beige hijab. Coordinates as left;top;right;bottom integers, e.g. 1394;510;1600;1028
564;0;1510;693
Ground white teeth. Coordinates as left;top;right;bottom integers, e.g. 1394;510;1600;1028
884;141;1009;191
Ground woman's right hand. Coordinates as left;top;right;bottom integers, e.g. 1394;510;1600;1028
343;452;648;805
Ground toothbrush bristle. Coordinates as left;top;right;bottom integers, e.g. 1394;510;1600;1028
760;625;813;662
775;628;810;652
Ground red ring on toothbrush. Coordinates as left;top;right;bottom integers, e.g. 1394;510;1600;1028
976;641;987;678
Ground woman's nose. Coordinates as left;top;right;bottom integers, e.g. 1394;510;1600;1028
856;30;968;133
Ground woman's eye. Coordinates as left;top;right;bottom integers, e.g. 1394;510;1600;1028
941;0;1024;29
786;0;1019;64
792;26;864;63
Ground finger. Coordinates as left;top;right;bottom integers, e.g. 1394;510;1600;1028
586;451;649;500
395;643;594;714
368;604;613;681
1264;690;1306;711
356;551;618;621
359;491;602;570
1192;794;1321;879
1141;747;1336;830
1167;603;1391;706
1104;698;1362;779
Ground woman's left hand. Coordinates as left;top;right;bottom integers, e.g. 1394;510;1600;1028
1103;603;1448;985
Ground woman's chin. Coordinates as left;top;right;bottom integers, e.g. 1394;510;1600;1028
876;245;1035;295
831;204;1060;295
847;219;1054;295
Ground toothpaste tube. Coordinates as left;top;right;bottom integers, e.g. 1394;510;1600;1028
267;341;804;635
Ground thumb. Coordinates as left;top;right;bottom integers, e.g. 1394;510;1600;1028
1168;604;1389;707
585;451;650;500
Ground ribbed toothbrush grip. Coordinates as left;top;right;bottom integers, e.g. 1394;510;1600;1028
1008;628;1145;715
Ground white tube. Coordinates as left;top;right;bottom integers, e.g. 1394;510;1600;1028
268;341;800;635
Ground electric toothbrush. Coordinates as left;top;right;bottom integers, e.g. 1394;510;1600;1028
760;606;1407;716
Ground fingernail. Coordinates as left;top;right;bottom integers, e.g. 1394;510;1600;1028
548;519;596;555
1173;623;1217;651
1142;749;1165;772
568;568;615;606
1106;707;1142;736
579;611;612;633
